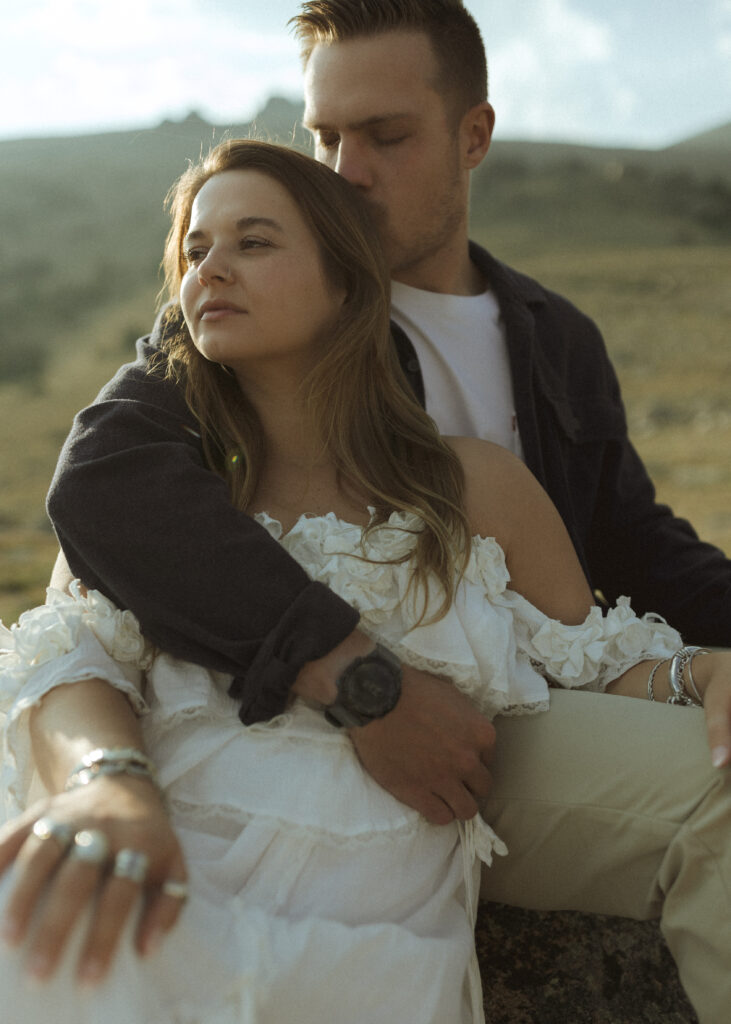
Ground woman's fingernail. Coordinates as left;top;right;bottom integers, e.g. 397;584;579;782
711;745;729;768
143;927;164;957
26;951;52;979
78;957;104;987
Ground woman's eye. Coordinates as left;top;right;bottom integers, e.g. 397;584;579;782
184;248;207;265
240;237;270;251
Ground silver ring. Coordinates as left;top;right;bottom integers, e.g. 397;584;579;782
113;848;150;885
161;878;189;902
32;817;74;851
70;829;110;866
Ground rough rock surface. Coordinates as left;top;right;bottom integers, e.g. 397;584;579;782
476;903;698;1023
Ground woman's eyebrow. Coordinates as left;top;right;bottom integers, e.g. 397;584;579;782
184;216;284;246
235;216;284;233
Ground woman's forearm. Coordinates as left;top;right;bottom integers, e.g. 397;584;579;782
605;659;669;701
29;678;146;795
606;651;731;768
605;651;726;704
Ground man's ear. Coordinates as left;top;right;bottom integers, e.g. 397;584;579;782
461;102;495;170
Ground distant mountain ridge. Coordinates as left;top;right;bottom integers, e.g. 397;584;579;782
3;95;729;176
668;120;731;152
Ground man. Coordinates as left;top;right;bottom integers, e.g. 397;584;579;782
47;5;730;1017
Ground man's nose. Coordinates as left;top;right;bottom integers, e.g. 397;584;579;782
334;139;373;190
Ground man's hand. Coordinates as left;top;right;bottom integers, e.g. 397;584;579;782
349;666;496;825
294;629;496;823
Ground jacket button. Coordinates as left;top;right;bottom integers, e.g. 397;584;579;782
407;359;419;373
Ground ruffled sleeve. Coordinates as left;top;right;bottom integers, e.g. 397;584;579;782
498;591;682;690
0;582;153;817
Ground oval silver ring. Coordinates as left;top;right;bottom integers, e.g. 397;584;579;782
32;817;74;851
113;848;150;885
70;829;110;866
161;878;189;902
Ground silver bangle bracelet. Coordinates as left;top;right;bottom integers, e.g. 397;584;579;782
647;658;669;701
65;761;159;792
686;647;710;706
79;746;156;774
667;647;703;707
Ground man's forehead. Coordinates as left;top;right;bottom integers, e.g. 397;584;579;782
303;33;441;129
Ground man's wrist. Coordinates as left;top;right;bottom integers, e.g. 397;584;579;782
291;628;377;705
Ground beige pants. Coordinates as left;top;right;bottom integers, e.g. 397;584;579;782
479;689;731;1024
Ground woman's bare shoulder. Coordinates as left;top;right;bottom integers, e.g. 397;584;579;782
444;436;540;540
444;436;593;616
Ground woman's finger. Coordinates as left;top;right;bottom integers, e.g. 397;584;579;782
76;859;148;985
1;818;74;946
136;850;189;957
23;829;110;980
704;677;731;768
0;804;55;875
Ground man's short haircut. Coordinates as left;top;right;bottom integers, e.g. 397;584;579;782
290;0;488;118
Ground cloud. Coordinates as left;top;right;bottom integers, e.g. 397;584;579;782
715;0;731;59
4;0;301;138
483;0;640;141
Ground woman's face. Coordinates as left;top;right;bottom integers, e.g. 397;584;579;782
180;169;344;378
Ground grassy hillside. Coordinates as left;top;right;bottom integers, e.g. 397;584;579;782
1;101;729;383
1;103;729;625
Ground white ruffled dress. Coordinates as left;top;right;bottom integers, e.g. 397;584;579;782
0;512;681;1024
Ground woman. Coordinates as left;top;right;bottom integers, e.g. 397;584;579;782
0;140;729;1024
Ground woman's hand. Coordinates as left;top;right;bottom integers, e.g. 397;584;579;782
696;651;731;768
606;649;731;769
0;773;186;986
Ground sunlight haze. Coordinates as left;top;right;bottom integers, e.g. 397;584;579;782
6;0;731;147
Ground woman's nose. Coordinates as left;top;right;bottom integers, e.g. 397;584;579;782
197;247;232;283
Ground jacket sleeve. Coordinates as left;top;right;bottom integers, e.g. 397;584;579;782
587;419;731;646
554;309;731;646
45;314;359;723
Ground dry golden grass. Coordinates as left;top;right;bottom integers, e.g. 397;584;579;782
0;245;729;626
516;246;731;557
0;291;159;623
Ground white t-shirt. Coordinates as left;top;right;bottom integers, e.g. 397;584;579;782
391;281;524;459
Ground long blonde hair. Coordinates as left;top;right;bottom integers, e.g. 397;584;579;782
159;139;470;619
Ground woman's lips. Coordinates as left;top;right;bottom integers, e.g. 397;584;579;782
200;306;244;321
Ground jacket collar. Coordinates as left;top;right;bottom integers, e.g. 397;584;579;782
468;241;547;309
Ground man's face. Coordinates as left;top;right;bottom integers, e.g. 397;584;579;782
303;30;468;290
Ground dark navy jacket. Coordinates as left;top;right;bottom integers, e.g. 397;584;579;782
47;244;731;722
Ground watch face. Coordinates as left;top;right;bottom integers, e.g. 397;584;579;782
342;661;398;717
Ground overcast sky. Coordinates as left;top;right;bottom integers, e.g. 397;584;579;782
4;0;730;148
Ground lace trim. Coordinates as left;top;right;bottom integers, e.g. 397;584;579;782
383;638;547;718
168;797;430;848
146;973;257;1024
148;703;257;737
